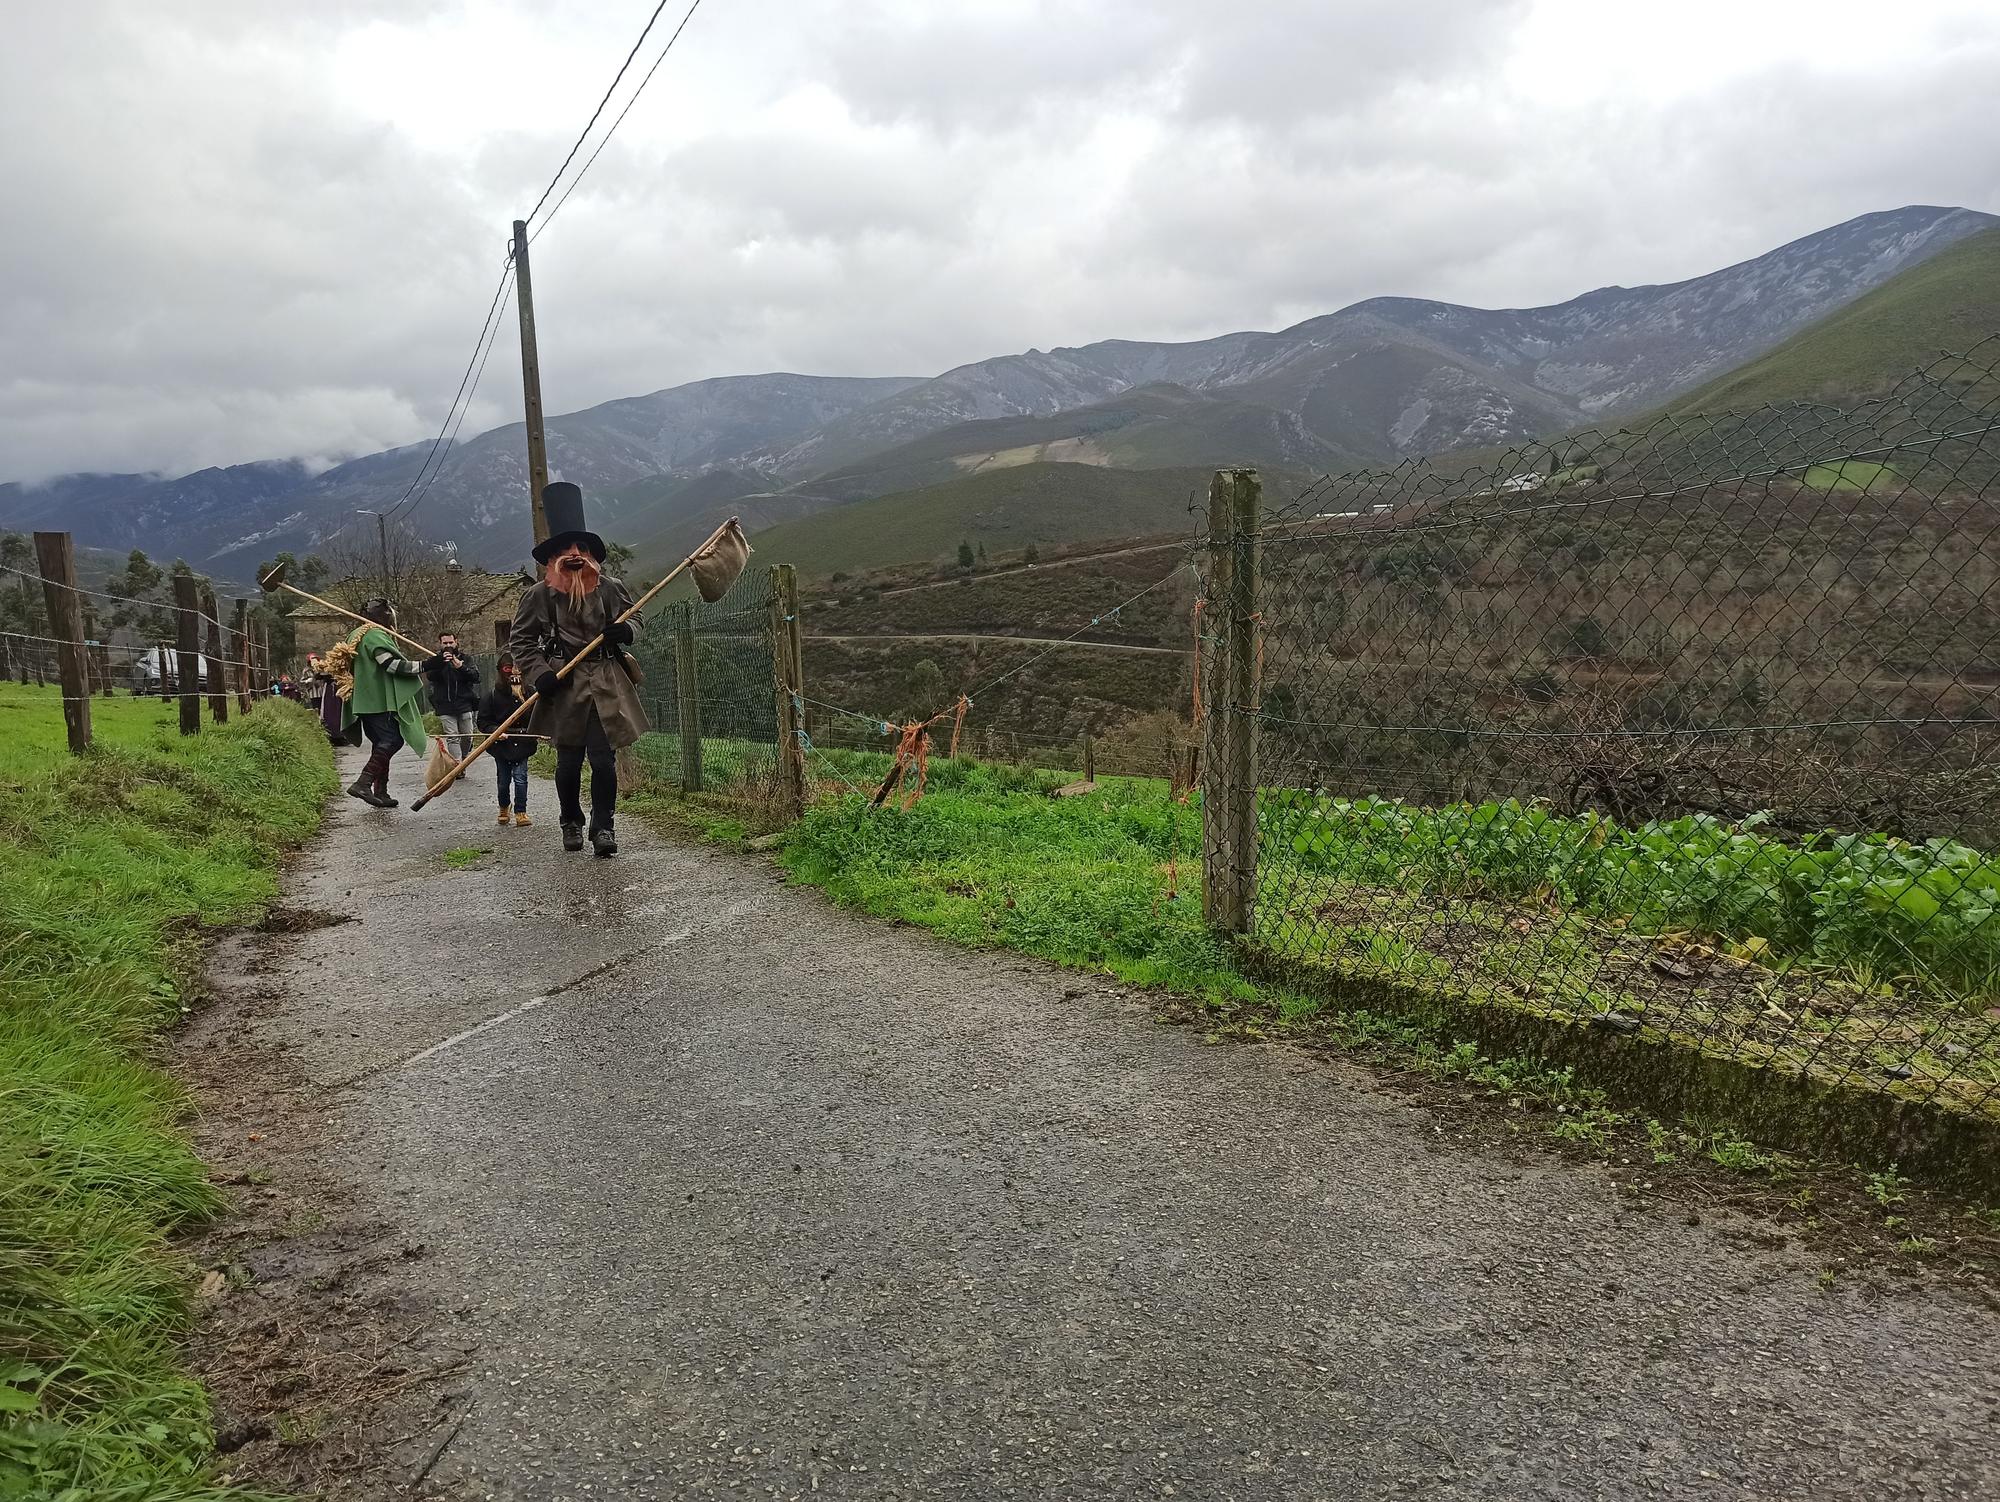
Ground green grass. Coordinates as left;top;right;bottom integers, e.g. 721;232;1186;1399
1803;460;1901;493
1665;226;2000;415
0;684;335;1496
440;846;491;869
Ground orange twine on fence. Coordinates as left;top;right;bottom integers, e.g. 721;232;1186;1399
947;693;971;759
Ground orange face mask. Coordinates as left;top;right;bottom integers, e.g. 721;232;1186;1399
544;547;602;606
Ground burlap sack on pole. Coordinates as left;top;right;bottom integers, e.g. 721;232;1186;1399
425;737;457;797
689;519;752;604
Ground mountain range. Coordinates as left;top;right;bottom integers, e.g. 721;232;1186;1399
3;204;1993;582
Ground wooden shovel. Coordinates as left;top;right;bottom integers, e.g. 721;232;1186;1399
257;558;434;658
411;518;752;811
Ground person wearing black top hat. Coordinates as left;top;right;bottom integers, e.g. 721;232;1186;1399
509;481;649;856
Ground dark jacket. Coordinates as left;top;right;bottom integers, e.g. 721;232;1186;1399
421;649;482;716
509;578;648;749
476;682;538;764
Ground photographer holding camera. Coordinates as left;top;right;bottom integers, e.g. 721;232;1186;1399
421;630;482;761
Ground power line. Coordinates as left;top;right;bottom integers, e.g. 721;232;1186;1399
393;263;519;523
524;0;681;228
385;251;517;522
532;0;707;244
387;0;711;533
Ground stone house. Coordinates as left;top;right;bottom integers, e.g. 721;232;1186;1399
291;563;532;661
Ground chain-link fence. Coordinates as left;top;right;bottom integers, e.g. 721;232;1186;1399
1197;341;2000;1127
620;564;781;794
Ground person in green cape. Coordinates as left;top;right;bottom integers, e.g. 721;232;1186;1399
341;597;428;808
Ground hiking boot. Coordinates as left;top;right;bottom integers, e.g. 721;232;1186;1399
514;811;533;827
562;822;585;853
590;824;618;858
346;777;390;808
497;807;512;825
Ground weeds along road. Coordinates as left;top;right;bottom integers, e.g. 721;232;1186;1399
229;743;2000;1500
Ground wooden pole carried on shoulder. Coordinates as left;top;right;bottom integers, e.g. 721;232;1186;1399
256;559;433;659
412;518;751;811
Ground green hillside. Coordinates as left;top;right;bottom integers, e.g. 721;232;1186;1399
1666;226;2000;414
804;385;1353;504
752;462;1215;579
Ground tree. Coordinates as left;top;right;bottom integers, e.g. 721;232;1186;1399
977;541;987;562
103;548;176;643
1022;544;1039;565
903;657;947;722
315;517;468;644
956;541;975;570
256;550;329;667
0;533;50;644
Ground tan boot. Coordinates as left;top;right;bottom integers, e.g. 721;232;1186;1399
514;811;533;827
496;808;511;825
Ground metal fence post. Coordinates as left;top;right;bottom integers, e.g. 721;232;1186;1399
1200;469;1261;934
770;564;807;819
675;602;703;792
32;532;92;756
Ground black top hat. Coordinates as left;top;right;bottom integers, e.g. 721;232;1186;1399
533;481;607;565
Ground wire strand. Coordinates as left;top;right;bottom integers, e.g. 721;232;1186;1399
524;0;683;229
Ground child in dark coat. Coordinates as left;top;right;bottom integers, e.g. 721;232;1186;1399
477;655;539;826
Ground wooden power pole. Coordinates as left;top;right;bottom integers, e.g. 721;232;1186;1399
513;220;552;546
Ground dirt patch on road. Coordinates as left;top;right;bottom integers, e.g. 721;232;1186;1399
257;904;354;934
175;932;477;1497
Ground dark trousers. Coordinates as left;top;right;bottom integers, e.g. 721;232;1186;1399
554;706;617;829
494;757;530;813
357;711;404;792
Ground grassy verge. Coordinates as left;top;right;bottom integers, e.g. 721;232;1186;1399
0;685;335;1496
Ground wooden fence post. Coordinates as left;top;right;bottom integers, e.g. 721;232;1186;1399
157;639;173;701
1199;469;1262;934
32;532;93;756
173;574;201;735
1083;733;1095;784
231;600;252;714
250;615;268;694
202;585;228;724
769;564;807;819
675;602;703;792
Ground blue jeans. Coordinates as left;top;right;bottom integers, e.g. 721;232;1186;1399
495;758;529;813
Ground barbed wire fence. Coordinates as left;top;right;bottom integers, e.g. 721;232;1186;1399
0;534;292;751
1194;339;2000;1141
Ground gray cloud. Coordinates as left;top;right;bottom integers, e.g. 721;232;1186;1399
2;0;1995;484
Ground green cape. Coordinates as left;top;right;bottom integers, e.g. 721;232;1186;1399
340;626;428;754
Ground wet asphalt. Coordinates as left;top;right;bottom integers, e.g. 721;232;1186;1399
256;746;2000;1500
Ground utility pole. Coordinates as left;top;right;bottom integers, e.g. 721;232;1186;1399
378;511;391;599
513;219;551;546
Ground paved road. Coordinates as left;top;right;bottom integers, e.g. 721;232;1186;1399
254;745;2000;1500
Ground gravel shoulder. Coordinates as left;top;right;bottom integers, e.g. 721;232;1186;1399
181;746;2000;1500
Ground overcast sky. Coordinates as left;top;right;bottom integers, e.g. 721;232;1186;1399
3;0;1996;483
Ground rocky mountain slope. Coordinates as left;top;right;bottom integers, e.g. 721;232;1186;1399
4;205;1990;577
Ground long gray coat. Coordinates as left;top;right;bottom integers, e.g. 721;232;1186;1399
509;577;650;749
